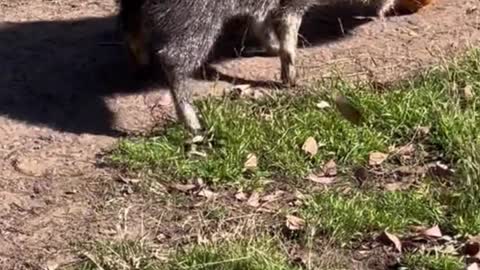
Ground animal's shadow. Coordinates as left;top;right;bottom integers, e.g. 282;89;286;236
0;2;381;136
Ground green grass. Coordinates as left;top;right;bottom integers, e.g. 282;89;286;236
111;51;480;185
111;49;480;233
303;187;445;241
74;240;161;270
170;238;298;270
74;238;298;270
111;94;389;183
103;49;480;268
403;253;464;270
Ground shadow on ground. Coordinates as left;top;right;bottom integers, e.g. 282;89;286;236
0;2;377;136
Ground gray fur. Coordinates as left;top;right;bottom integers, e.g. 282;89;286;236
117;0;398;134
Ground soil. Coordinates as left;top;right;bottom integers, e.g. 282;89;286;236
0;0;479;269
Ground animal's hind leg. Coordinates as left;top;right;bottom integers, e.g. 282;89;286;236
273;11;303;86
158;23;222;135
170;77;202;134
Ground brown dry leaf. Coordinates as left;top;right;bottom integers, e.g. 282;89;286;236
247;192;260;208
306;173;335;185
198;189;217;200
286;215;305;231
235;191;248;201
334;94;363;125
322;159;337;176
173;184;196;192
464;85;474;101
421;225;442;238
378;231;402;252
467;263;479;270
369;152;388;166
244;153;258;170
302;137;318;157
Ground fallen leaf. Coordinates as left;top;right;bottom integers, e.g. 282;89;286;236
316;101;331;109
378;231;402;252
464;85;474;101
421;225;442;238
247;192;260;208
235;192;248;201
334;94;362;125
467;263;479;270
302;137;318;157
322;159;337;176
173;184;196;192
244;153;258;170
307;173;335;185
286;215;305;231
369;152;388;166
198;189;217;199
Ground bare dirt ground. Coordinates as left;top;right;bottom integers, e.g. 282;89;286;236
0;0;479;269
